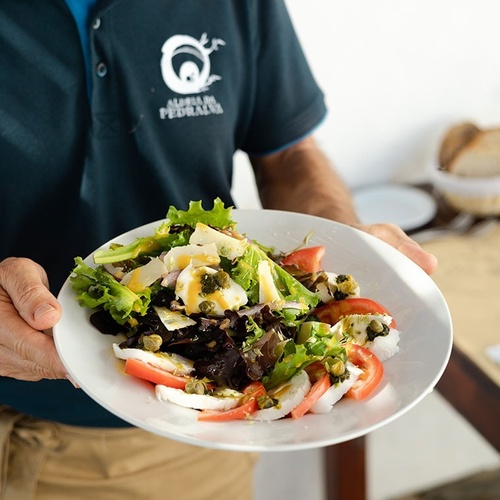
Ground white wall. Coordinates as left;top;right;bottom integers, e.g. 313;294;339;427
233;0;500;205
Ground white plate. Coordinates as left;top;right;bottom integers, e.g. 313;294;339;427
54;210;452;452
353;184;438;231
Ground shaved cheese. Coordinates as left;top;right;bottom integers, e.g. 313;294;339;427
258;260;281;303
189;223;248;260
154;306;196;330
121;257;167;292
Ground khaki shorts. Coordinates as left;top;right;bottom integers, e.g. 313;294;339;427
0;406;258;500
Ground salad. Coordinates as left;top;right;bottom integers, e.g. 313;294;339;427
71;199;400;422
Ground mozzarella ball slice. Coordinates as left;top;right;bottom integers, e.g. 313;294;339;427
162;243;220;272
252;370;311;421
310;362;363;414
189;223;248;260
175;264;248;316
329;314;393;345
370;328;400;361
156;385;242;411
316;272;360;303
112;343;193;376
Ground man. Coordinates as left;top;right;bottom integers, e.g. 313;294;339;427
0;1;436;498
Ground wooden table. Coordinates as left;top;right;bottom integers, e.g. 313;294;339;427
322;187;500;499
422;213;500;454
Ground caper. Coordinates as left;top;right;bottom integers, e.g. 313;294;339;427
214;270;230;289
337;275;358;295
257;395;278;410
330;360;346;377
185;379;209;395
369;319;384;333
366;320;390;341
199;300;216;315
142;334;163;352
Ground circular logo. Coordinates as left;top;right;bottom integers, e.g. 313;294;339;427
160;34;225;95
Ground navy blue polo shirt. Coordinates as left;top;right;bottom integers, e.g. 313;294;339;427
0;0;327;426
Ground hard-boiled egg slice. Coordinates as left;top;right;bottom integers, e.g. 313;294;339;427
252;370;311;421
162;243;220;272
155;385;242;411
189;223;248;260
310;362;363;414
112;343;193;376
121;257;167;293
175;264;248;316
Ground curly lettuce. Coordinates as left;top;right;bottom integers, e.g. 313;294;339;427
166;198;235;229
70;257;150;324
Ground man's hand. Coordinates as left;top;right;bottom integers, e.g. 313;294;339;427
0;257;68;381
251;136;438;275
354;223;438;275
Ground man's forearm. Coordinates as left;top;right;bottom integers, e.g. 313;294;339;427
251;136;360;225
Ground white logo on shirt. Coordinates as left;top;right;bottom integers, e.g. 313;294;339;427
160;33;225;94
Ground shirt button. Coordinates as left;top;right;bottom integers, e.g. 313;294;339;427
96;62;107;77
92;18;101;29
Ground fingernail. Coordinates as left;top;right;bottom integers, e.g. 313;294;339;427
33;304;56;321
66;374;80;389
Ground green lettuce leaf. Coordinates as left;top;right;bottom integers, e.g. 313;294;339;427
262;341;315;390
166;198;235;229
231;244;320;308
70;257;150;324
263;322;347;390
93;224;192;265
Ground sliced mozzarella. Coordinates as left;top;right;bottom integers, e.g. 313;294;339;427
154;306;196;330
258;260;281;303
121;257;167;292
112;343;194;375
310;362;363;414
175;264;248;316
252;370;311;421
155;385;242;411
329;314;393;345
162;243;220;272
316;272;360;303
329;314;400;361
189;223;248;260
370;328;400;361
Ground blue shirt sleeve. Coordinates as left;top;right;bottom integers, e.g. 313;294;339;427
240;0;327;155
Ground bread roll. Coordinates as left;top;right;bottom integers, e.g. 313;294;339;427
447;129;500;177
438;122;480;171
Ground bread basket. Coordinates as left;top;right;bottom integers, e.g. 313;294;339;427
431;167;500;216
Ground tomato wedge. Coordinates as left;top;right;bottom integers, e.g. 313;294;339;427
290;363;331;419
281;245;326;273
313;297;396;328
124;357;191;389
198;382;267;422
346;344;384;400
